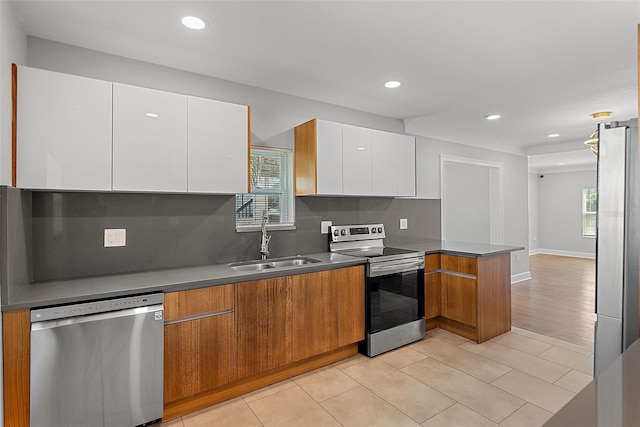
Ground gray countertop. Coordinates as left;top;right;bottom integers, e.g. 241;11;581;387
4;239;524;311
544;337;640;427
4;252;366;311
385;237;524;257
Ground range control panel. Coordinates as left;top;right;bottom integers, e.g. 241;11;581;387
329;223;386;243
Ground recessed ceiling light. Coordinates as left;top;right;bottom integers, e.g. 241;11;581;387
384;81;401;89
548;133;560;138
559;162;566;165
145;112;159;118
181;16;207;30
486;114;501;120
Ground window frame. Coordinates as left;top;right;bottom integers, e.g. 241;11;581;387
235;146;295;232
582;187;597;238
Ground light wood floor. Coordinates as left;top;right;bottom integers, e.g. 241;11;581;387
512;254;595;349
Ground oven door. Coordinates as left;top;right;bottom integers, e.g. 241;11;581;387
365;262;425;334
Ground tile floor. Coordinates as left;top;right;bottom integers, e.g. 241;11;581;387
163;327;594;427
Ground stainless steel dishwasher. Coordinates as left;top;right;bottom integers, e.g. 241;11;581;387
30;293;164;427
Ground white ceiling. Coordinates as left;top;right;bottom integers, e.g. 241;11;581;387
9;0;639;169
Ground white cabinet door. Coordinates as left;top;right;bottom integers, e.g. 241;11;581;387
371;130;398;196
113;84;188;192
342;125;372;195
187;96;248;193
397;135;416;197
17;66;112;190
316;120;343;195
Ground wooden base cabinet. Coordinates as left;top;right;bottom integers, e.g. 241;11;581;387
424;253;511;343
291;267;365;361
164;285;235;405
235;276;293;378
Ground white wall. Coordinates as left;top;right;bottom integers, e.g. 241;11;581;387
416;136;530;279
538;170;597;257
442;162;491;243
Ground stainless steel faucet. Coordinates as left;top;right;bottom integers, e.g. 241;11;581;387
260;208;271;259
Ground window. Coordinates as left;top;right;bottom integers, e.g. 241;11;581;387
236;147;294;230
582;187;597;237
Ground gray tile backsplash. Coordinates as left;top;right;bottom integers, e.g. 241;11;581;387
25;191;440;282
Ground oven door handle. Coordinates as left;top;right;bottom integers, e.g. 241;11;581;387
368;259;425;277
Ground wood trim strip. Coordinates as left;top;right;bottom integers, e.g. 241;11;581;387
11;64;17;187
163;343;357;421
3;309;30;427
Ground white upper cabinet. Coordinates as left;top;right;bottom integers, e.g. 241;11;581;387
397;134;416;197
112;83;188;192
187;96;249;194
17;66;112;190
371;130;398;197
294;119;343;195
342;124;372;196
316;120;343;195
294;119;416;197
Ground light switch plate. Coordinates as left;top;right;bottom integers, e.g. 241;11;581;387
104;229;126;247
400;218;408;230
321;220;332;234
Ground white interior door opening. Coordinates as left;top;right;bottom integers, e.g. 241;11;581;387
441;155;504;244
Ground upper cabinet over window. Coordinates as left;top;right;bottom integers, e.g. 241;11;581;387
16;66;113;191
294;119;416;197
187;96;249;194
14;66;250;194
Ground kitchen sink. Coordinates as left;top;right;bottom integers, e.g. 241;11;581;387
228;256;320;271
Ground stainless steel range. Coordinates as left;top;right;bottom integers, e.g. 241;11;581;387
330;223;425;356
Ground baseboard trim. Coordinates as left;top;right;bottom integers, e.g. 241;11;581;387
511;271;532;284
530;249;595;259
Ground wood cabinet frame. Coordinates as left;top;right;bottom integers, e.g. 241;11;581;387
424;252;511;343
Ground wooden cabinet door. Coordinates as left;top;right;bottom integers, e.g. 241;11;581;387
194;313;235;394
112;83;187;192
164;321;195;403
17;66;112;191
235;277;293;378
425;272;441;320
164;312;235;403
441;274;477;326
187;96;249;194
292;271;338;361
336;266;365;347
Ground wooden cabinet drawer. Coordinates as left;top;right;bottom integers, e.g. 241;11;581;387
165;284;234;321
441;255;477;275
424;254;440;272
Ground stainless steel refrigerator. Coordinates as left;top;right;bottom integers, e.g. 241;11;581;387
594;119;639;375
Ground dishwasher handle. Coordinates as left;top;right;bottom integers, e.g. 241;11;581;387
31;304;164;332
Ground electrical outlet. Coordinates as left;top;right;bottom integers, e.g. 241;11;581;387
400;218;408;230
104;229;126;247
321;220;332;234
